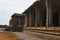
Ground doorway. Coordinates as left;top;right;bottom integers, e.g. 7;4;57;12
53;11;59;26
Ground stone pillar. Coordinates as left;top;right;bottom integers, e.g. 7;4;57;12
39;0;46;27
29;10;35;27
58;12;60;26
24;13;29;27
29;12;31;27
35;7;40;27
33;9;36;27
18;18;21;27
27;14;29;27
37;7;40;27
24;14;27;27
22;15;25;27
31;10;36;27
48;5;53;26
35;7;38;27
45;0;49;27
20;18;22;27
48;0;53;27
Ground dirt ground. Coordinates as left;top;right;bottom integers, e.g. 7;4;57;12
0;32;20;40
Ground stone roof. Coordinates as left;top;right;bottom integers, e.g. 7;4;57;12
22;1;41;14
12;13;24;17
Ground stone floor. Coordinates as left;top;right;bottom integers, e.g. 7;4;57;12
25;31;60;40
0;31;44;40
12;31;44;40
1;31;59;40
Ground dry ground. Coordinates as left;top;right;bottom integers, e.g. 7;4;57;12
0;32;21;40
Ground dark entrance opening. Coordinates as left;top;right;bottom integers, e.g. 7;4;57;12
53;12;59;26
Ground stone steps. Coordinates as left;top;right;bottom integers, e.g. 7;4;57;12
25;31;60;40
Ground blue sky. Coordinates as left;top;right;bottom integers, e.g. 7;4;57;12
0;0;36;25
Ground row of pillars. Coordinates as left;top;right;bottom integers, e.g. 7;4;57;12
24;5;46;27
24;0;60;27
24;0;46;27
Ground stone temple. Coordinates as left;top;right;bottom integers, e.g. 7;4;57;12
9;0;60;33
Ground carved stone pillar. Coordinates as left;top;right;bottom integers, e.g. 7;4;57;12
48;0;53;27
48;6;53;26
24;13;29;27
35;7;40;27
24;14;27;27
29;10;35;27
37;7;40;27
31;10;36;27
29;13;31;27
35;7;38;27
27;14;29;27
39;0;47;27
